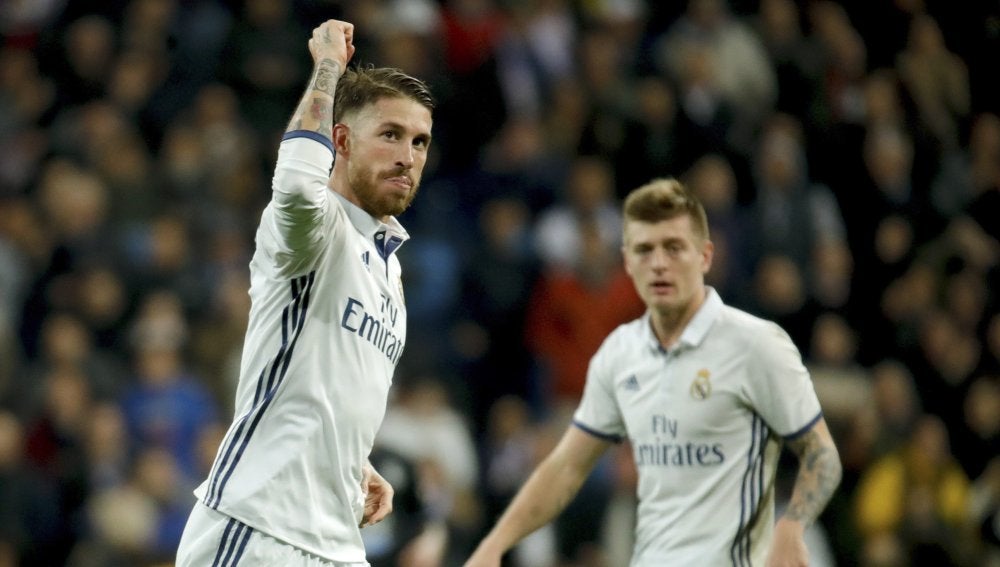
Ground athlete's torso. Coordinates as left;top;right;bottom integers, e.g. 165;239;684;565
575;289;821;566
195;137;408;563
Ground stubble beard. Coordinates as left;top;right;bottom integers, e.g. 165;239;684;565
350;164;419;218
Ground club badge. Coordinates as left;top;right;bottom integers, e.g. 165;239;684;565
690;368;712;400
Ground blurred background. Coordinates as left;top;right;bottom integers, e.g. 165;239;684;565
0;0;997;566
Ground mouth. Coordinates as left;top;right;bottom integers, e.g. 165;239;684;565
385;175;412;190
650;281;674;295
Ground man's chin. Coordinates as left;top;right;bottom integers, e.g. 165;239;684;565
359;193;405;218
379;199;412;218
649;296;680;310
389;196;413;215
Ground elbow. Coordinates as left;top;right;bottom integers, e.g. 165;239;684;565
827;447;844;492
831;457;844;490
273;167;328;202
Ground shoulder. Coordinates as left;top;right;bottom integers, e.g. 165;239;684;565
593;315;649;362
708;305;807;370
712;304;784;346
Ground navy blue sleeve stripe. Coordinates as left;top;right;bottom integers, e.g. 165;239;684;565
229;523;253;566
204;272;316;509
731;414;769;566
282;130;334;154
784;411;823;441
572;420;623;443
211;517;253;567
211;518;237;567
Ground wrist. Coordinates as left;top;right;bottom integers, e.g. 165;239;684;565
776;516;806;533
479;533;510;557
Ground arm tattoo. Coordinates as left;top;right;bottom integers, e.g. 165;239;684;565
783;427;842;526
313;59;340;98
309;98;332;138
285;58;340;134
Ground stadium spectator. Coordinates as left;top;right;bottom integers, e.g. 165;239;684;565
0;1;998;564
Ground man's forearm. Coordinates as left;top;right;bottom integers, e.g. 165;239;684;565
783;421;842;527
286;58;341;137
480;456;590;555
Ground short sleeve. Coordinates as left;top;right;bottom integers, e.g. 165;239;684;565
742;322;822;438
572;341;626;442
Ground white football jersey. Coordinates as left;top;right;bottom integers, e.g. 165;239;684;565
194;134;408;563
574;288;822;566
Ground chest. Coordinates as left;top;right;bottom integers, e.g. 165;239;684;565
614;347;752;444
317;228;407;333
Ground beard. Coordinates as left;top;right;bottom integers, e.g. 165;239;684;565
349;163;419;218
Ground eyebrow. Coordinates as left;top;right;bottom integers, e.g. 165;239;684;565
630;236;687;247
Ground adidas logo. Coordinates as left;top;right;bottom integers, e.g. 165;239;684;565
360;251;371;272
622;374;640;391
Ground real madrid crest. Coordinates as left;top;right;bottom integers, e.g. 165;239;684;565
690;368;712;400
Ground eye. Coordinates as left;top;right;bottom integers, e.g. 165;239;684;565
381;130;399;140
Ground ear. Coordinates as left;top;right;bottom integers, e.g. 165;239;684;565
332;123;350;157
701;239;715;275
622;245;633;277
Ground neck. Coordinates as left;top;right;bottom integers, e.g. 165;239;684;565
328;166;357;205
650;286;707;349
328;171;389;222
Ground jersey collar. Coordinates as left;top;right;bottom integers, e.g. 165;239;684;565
645;286;724;352
679;286;723;347
332;192;410;260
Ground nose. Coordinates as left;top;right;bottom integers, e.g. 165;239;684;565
396;143;415;169
650;247;670;270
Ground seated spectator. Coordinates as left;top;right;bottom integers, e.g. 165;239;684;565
376;373;481;561
533;154;622;273
120;291;220;484
525;218;645;403
854;414;974;566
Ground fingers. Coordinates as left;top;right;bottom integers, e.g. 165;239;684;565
342;22;354;45
364;490;394;526
341;22;355;64
308;20;356;66
359;462;393;527
359;476;394;527
313;20;353;46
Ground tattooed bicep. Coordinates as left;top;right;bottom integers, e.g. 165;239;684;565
781;417;842;524
785;418;835;460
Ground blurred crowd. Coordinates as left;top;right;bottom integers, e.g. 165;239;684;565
0;0;997;566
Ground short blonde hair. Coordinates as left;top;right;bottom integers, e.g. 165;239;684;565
623;178;710;241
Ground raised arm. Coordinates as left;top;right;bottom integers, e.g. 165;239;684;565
767;418;842;567
286;20;355;137
464;426;612;567
267;20;356;273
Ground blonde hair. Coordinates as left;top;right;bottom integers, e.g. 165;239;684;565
623;178;710;241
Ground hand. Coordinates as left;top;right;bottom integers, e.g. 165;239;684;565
308;19;355;71
765;518;809;567
359;462;393;528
